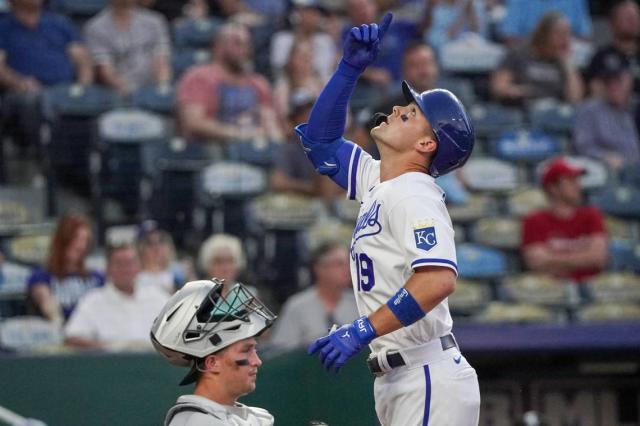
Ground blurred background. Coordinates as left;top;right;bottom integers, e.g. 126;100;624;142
0;0;639;425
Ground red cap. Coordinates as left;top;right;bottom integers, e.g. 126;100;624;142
542;157;585;188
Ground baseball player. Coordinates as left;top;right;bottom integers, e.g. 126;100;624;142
297;12;481;425
151;278;277;426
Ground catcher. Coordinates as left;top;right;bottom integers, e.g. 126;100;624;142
151;278;277;426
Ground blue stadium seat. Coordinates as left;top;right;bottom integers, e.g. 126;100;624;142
148;140;211;249
131;85;176;115
40;84;119;199
591;185;640;219
607;240;640;272
528;100;575;135
173;18;222;49
171;49;211;79
620;162;640;188
457;243;508;280
226;140;279;169
492;130;561;163
469;103;524;139
50;0;105;17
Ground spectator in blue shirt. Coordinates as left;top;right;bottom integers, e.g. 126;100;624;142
498;0;592;47
0;0;92;149
27;213;104;323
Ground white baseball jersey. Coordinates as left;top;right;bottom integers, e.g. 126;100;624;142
346;146;457;353
165;395;274;426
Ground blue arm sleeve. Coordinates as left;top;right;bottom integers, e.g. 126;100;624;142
294;59;363;190
305;59;362;142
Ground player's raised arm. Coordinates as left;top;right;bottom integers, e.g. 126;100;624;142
294;13;393;188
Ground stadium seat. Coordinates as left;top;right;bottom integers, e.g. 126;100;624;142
333;198;361;223
528;100;575;136
620;162;640;188
199;162;266;201
587;273;640;303
131;85;176;116
453;223;465;244
437;77;476;109
491;130;561;163
50;0;105;18
576;303;640;323
475;301;560;324
0;261;31;319
197;162;267;237
463;157;526;192
96;108;168;224
148;141;211;249
171;49;211;79
0;317;63;352
501;273;578;308
535;156;609;191
591;185;640;219
226;139;279;168
469;217;521;250
506;187;547;217
5;233;51;266
439;33;506;73
448;193;498;223
249;193;321;231
41;84;120;198
607;240;640;272
469;103;524;139
448;279;492;315
305;219;354;252
0;186;46;235
604;216;638;242
457;243;508;280
173;18;222;49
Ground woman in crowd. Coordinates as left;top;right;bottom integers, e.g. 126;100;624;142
27;213;104;323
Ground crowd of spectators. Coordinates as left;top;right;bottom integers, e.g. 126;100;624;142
0;0;639;355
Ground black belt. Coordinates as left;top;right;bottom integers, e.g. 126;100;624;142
367;334;457;374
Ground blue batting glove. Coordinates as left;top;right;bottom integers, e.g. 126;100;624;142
342;12;393;71
308;316;377;373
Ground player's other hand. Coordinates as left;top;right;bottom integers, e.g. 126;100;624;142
307;316;376;372
343;12;393;71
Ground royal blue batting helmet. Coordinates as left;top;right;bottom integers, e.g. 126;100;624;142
402;81;474;177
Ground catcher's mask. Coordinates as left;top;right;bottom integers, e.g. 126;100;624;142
150;278;276;385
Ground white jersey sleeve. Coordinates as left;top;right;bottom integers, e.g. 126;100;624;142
387;194;458;275
347;146;380;202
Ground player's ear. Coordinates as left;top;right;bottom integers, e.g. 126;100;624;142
415;136;437;155
205;354;223;373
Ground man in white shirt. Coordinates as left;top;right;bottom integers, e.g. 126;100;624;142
65;244;169;350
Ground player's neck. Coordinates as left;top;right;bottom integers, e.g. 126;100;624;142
379;156;428;182
195;378;237;406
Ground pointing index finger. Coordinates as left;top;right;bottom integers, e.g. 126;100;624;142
378;12;393;40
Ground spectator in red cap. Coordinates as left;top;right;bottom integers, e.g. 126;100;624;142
521;157;608;282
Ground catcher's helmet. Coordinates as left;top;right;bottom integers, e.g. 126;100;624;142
402;81;474;177
150;279;276;385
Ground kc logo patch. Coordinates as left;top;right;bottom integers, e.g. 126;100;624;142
414;220;437;251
